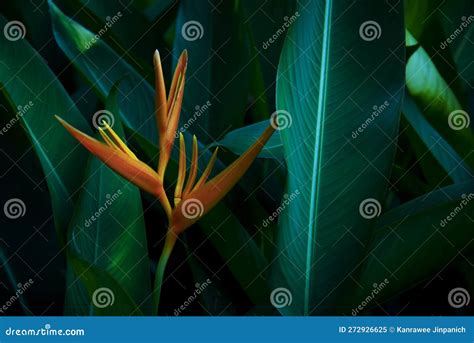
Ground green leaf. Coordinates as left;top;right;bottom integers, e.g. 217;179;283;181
210;121;283;159
402;93;472;183
172;0;252;142
0;14;91;242
0;248;29;314
405;1;473;97
405;31;474;167
66;252;145;315
49;0;157;142
353;180;474;309
64;89;152;315
273;0;405;315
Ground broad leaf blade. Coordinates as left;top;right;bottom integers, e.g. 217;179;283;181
403;93;472;183
49;0;157;142
274;0;405;315
172;0;251;142
210;121;283;159
353;180;474;310
0;14;91;241
405;31;474;167
64;91;152;315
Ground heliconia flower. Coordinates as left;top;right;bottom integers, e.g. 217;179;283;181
55;49;276;313
170;125;275;234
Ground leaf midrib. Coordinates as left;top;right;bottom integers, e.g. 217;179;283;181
304;0;332;316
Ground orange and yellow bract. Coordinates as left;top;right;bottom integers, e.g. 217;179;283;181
55;50;275;313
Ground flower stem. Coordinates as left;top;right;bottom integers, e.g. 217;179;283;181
152;231;177;315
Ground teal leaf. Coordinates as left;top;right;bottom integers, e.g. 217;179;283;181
273;0;405;315
172;0;252;142
49;0;157;142
402;93;472;183
64;88;152;315
353;180;474;310
210;121;283;159
0;14;91;241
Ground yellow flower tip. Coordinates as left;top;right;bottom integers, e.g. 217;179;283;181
171;125;275;233
154;49;168;138
174;132;187;206
183;135;199;195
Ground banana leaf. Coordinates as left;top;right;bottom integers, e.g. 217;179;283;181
273;0;405;315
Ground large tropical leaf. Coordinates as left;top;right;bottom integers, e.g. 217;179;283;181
402;93;472;183
172;0;252;142
64;90;151;315
273;0;405;315
0;14;91;241
352;179;474;311
406;31;474;167
210;121;284;159
49;0;157;142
